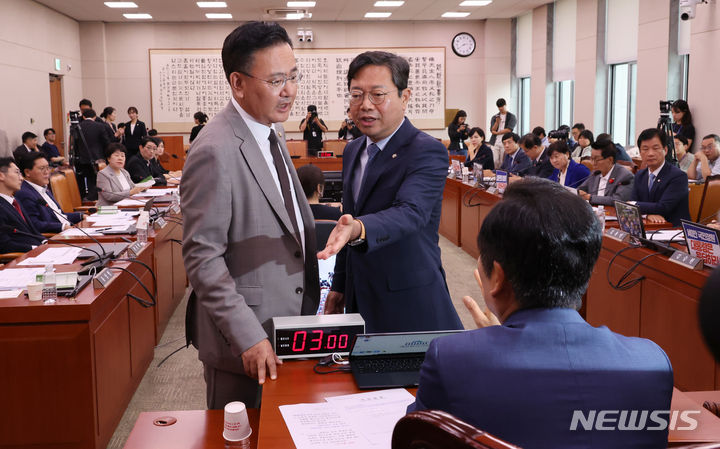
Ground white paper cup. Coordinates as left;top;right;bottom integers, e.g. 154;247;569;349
27;282;43;302
223;401;252;441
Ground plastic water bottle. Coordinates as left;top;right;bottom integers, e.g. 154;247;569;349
137;211;149;244
137;226;148;244
596;205;606;229
42;264;57;305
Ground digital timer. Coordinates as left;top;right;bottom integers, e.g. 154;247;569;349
272;314;365;359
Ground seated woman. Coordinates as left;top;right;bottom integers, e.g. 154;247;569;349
464;127;494;170
571;129;594;162
548;141;590;188
447;110;469;157
151;137;181;185
96;143;149;206
296;164;341;220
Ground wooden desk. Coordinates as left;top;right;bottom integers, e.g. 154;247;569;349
291;157;343;172
124;410;259;449
257;360;416;449
586;236;716;391
0;243;156;449
51;213;186;343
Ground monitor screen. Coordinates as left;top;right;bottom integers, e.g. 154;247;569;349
615;201;645;239
350;331;462;357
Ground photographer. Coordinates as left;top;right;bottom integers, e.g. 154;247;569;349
72;108;110;200
338;108;362;141
299;104;328;156
448;110;469;157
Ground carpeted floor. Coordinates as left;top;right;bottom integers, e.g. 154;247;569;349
107;235;484;448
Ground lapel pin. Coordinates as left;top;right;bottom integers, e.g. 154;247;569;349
277;131;283;138
392;153;397;159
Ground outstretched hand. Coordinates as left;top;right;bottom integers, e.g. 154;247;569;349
317;214;360;260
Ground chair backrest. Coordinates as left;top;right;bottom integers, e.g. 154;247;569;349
689;183;705;223
315;219;337;249
442;139;451;149
61;168;83;209
49;173;74;213
449;155;465;164
392;410;521;449
698;175;720;223
581;160;594;171
323;139;347;156
286;140;308;158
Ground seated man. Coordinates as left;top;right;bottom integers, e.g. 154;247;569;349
632;128;690;226
13;131;40;162
519;133;553;178
126;136;167;186
408;177;673;449
497;132;530;175
15;152;83;233
577;140;634;206
0;157;45;252
687;134;720;181
40;128;66;166
296;164;341;220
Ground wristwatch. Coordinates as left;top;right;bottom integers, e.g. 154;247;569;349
347;219;366;247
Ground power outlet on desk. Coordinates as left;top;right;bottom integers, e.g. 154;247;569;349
153;217;167;229
92;268;117;289
127;241;145;258
669;251;704;270
605;228;631;242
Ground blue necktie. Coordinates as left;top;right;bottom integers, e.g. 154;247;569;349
648;172;655;191
355;143;380;203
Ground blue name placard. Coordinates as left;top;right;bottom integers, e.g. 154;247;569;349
682;221;720;268
496;170;508;193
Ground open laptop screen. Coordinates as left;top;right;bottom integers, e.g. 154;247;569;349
350;331;462;357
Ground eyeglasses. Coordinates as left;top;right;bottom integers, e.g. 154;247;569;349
349;89;398;105
36;166;51;172
701;144;717;151
241;71;303;90
590;156;608;163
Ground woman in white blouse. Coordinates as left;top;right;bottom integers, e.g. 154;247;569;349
96;143;148;206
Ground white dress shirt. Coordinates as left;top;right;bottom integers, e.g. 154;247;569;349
27;181;70;226
597;166;614;197
116;171;131;190
353;118;405;202
0;193;15;207
231;97;305;252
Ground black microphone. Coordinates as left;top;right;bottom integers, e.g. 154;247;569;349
588;176;632;197
0;225;45;244
36;198;108;259
568;170;601;189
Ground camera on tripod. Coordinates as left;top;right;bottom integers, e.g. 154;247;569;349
659;100;674;115
69;110;82;125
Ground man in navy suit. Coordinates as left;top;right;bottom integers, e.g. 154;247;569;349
318;51;462;333
15;152;83;233
632;128;691;226
408;178;674;449
0;157;45;253
498;132;531;175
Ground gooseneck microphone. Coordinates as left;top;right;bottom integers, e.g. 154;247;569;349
568;170;602;189
36;198;109;260
0;224;103;261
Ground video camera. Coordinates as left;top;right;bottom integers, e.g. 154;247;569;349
69;110;82;125
548;129;569;140
659;100;674;115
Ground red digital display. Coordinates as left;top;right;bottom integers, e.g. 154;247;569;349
275;325;364;357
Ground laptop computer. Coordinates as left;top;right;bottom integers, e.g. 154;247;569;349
349;330;463;390
615;201;675;255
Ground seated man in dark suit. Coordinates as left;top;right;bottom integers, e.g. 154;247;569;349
408;177;674;449
631;128;691;226
15;152;83;233
577;140;634;206
517;133;553;179
13;131;40;162
126;136;167;186
297;164;341;220
40;128;66;166
497;132;530;175
0;157;45;252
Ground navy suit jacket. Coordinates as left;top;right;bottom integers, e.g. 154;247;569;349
15;181;83;233
632;163;690;226
408;308;674;449
498;148;531;175
332;119;462;333
0;196;45;253
549;158;591;188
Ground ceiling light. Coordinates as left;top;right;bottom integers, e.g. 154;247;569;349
442;11;470;17
206;13;232;18
286;12;312;19
287;1;316;6
365;12;392;18
459;0;492;5
374;1;404;6
197;2;227;7
104;2;138;7
123;13;152;19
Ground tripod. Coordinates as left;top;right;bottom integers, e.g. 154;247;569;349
657;110;679;167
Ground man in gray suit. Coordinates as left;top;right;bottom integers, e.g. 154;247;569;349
577;140;634;206
181;22;319;409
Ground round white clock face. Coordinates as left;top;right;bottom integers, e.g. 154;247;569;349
452;32;476;57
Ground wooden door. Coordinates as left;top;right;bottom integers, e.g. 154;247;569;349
49;75;65;155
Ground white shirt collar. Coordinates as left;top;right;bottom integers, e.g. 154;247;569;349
365;118;406;152
0;193;15;205
601;165;615;182
232;97;277;148
26;180;48;195
649;161;665;177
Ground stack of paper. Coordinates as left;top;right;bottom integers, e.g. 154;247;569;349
0;268;45;289
279;389;415;449
115;198;147;207
18;247;82;266
134;188;177;197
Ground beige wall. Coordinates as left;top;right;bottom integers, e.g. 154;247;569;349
482;19;513;131
688;1;720;142
0;0;83;154
531;5;552;129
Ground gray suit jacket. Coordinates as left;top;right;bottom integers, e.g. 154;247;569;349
96;166;135;206
181;101;319;374
577;164;634;206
